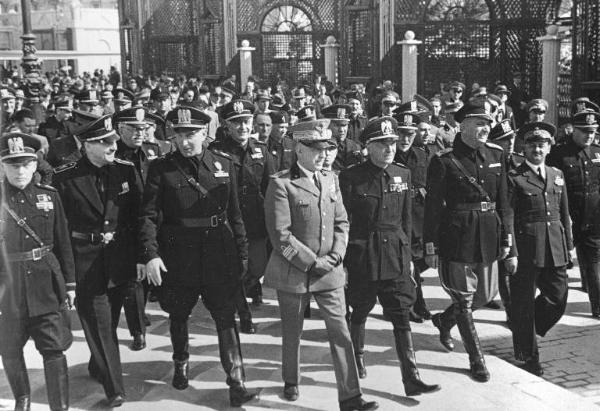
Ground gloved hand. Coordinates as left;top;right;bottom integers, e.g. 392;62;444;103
310;256;335;277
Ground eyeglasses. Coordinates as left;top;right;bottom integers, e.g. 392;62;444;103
451;88;463;93
383;102;396;107
531;109;546;115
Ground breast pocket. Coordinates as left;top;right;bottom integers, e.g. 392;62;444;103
295;200;311;220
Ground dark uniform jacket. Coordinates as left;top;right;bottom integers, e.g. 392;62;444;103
209;135;276;239
0;182;75;318
116;140;167;193
267;134;296;172
47;135;82;167
139;149;248;287
547;141;600;246
339;161;412;284
53;157;140;294
38;115;73;142
395;146;428;259
423;135;513;264
507;152;525;171
508;163;573;267
333;138;362;173
347;114;368;143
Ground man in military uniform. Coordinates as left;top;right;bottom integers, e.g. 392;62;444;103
113;88;135;113
424;99;513;382
113;106;169;351
322;104;363;173
54;115;141;407
347;92;368;143
38;97;74;142
267;111;295;171
514;99;549;154
339;117;440;397
47;110;99;167
209;99;276;323
0;132;75;411
547;101;600;317
264;118;378;411
140;106;256;407
506;122;573;376
393;110;432;322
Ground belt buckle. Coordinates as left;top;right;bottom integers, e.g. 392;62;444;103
210;215;219;227
101;232;114;244
32;247;42;261
481;201;489;212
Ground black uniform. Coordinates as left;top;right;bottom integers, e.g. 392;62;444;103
47;135;82;167
0;181;75;411
547;141;600;314
333;138;362;172
267;134;295;171
38;115;74;142
507;163;572;363
347;114;368;143
54;157;140;400
209;135;276;324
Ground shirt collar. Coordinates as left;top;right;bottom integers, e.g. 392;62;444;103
297;162;315;181
525;159;545;177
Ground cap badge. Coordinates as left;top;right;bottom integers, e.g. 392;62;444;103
8;137;25;154
89;90;96;100
135;108;145;122
501;121;511;133
233;101;244;114
305;108;313;117
381;119;393;135
178;109;192;124
483;101;491;114
403;114;412;125
337;108;346;118
411;101;417;112
586;114;596;125
214;161;222;171
577;102;586;113
104;117;113;131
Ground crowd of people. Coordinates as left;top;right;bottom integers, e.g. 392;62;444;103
0;66;599;411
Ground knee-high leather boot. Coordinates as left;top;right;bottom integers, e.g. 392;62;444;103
217;327;257;407
455;308;490;382
394;329;441;396
170;319;189;390
2;355;31;411
43;354;69;411
350;322;367;378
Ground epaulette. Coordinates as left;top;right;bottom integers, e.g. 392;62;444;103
211;149;232;159
346;163;358;170
551;166;560;171
270;169;289;179
392;161;408;168
35;183;57;191
485;142;503;151
114;158;134;166
511;151;525;158
53;162;77;174
508;169;519;176
253;139;267;145
436;148;453;157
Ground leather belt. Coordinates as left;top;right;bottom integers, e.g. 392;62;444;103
451;201;496;212
167;211;228;228
72;231;116;245
7;245;53;262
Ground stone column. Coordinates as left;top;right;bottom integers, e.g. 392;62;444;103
397;30;422;103
320;36;340;86
237;39;255;93
536;25;561;126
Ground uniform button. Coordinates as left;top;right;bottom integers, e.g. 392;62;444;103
479;165;483;168
322;225;326;229
20;200;24;203
547;222;551;226
26;270;31;275
322;236;325;240
480;180;484;183
322;212;326;216
547;211;551;215
384;190;388;193
383;238;388;243
105;220;109;225
383;206;387;209
25;235;29;238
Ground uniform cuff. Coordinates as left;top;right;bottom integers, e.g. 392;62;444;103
65;283;76;292
425;242;437;255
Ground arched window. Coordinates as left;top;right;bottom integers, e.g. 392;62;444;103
261;5;312;32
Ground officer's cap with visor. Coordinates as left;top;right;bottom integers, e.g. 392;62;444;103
321;104;351;124
221;99;255;121
490;119;515;142
166;106;211;136
454;97;494;123
270;111;289;126
395;100;430;117
78;114;120;143
291;119;336;149
296;105;317;122
517;122;556;143
114;106;164;128
113;87;135;105
54;96;73;112
393;112;418;131
571;98;600;131
76;89;99;105
526;98;549;113
360;117;399;145
0;132;41;163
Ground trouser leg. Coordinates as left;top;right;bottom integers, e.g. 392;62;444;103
509;265;538;361
535;266;568;337
277;291;309;385
497;261;512;322
2;354;31;408
577;244;600;314
122;281;146;337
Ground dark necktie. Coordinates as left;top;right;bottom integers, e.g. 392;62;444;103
313;173;321;190
538;167;545;183
95;167;107;203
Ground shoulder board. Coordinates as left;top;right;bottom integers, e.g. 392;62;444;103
270;169;289;179
35;183;57;191
436;148;453;157
253;140;267;145
511;152;524;158
211;149;232;159
508;169;519;176
114;158;134;166
53;162;77;174
551;166;560;171
392;161;408;168
485;142;503;151
346;163;358;170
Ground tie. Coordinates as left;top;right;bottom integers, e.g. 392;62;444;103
95;167;107;203
537;167;545;183
313;173;321;190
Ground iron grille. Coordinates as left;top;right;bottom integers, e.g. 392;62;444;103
346;8;373;78
572;0;600;98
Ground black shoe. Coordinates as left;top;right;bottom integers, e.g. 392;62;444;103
484;300;502;309
469;358;490;382
240;319;257;334
521;360;543;376
283;382;299;401
172;360;189;390
409;309;424;323
229;384;257;407
414;306;432;320
339;395;379;411
431;313;454;351
143;314;151;326
130;334;146;351
14;396;30;411
404;378;442;396
252;295;263;307
107;394;125;407
356;354;367;379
